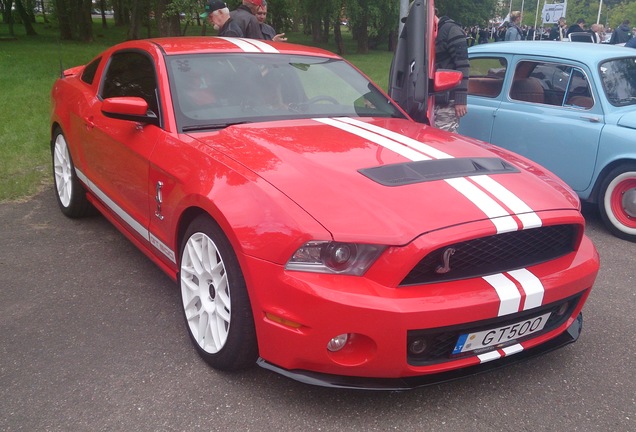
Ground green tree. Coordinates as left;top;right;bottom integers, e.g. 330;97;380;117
435;0;498;27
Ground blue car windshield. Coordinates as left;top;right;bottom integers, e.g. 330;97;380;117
599;57;636;107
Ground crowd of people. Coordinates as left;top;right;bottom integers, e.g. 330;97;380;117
463;15;634;45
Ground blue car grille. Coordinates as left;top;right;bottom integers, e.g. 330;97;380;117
400;224;578;286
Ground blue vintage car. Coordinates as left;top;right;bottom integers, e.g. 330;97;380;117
459;41;636;241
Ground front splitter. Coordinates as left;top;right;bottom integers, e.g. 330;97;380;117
257;313;583;391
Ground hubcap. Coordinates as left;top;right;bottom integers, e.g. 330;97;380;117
622;188;636;218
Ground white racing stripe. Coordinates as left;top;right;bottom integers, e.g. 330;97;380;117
216;37;279;53
477;350;501;363
478;344;524;364
508;268;545;310
445;177;519;234
334;117;453;159
483;269;545;316
482;273;522;316
75;169;176;264
470;175;542;229
502;343;524;356
314;117;431;161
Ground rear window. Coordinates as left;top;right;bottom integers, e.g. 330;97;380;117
468;57;506;98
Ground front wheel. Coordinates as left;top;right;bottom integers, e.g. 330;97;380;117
51;128;93;218
598;164;636;242
179;215;258;370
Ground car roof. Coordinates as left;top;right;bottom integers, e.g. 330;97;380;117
110;36;342;59
468;41;636;63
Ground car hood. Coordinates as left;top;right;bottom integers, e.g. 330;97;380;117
193;117;579;244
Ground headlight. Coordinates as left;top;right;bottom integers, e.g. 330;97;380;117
285;241;386;276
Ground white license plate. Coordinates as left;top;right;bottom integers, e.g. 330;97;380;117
452;312;551;354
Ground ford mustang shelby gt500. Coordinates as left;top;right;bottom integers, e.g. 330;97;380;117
50;35;599;390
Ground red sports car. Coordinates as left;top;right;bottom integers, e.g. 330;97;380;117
50;34;599;389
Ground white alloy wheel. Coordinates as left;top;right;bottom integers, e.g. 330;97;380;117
181;232;232;354
178;216;258;370
53;133;73;208
51;128;92;218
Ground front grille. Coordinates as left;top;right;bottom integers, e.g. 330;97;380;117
400;224;578;286
406;294;581;365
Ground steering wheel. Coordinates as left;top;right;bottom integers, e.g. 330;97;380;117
288;95;339;113
304;95;339;105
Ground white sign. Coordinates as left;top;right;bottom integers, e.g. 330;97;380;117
542;3;567;24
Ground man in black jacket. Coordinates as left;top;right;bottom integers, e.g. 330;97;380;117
610;20;632;44
434;13;469;132
230;0;264;39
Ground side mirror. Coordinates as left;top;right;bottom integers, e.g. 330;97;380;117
101;97;159;126
433;69;463;92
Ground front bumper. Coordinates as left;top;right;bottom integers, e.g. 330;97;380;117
257;313;583;391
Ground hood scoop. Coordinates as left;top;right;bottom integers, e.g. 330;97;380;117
359;157;519;186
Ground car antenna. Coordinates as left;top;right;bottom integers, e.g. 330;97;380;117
58;38;64;78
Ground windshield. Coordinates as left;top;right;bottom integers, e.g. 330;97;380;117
599;57;636;107
166;53;405;131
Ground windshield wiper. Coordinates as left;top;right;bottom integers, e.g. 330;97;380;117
182;121;248;132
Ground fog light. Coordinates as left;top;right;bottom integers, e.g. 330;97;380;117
409;338;428;355
557;302;569;316
327;334;349;352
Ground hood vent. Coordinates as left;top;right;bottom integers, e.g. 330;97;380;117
359;157;519;186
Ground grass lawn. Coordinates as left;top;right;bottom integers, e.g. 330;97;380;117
0;19;393;202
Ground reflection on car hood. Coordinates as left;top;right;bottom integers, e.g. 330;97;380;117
193;117;580;244
617;110;636;130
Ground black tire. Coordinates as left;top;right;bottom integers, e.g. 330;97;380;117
51;128;94;218
598;163;636;242
179;215;258;370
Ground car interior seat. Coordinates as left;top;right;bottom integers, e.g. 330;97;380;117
510;77;545;104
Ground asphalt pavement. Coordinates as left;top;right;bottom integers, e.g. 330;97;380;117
1;189;635;431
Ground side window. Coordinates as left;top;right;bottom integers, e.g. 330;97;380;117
512;60;594;109
81;57;101;85
101;51;160;116
468;57;506;98
510;61;546;104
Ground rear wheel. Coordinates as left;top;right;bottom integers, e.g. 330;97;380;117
599;164;636;242
179;215;258;370
51;128;93;218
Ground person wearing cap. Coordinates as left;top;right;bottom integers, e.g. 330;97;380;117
256;1;287;42
230;0;265;39
200;0;243;37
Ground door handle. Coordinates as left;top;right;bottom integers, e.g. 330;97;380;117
579;115;600;123
83;116;95;129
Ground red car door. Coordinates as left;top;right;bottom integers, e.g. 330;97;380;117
80;50;163;246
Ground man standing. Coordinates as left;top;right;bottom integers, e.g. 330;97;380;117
567;18;586;38
549;17;567;41
255;1;287;42
504;11;523;41
231;0;264;39
610;20;632;44
200;0;243;37
434;13;469;132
